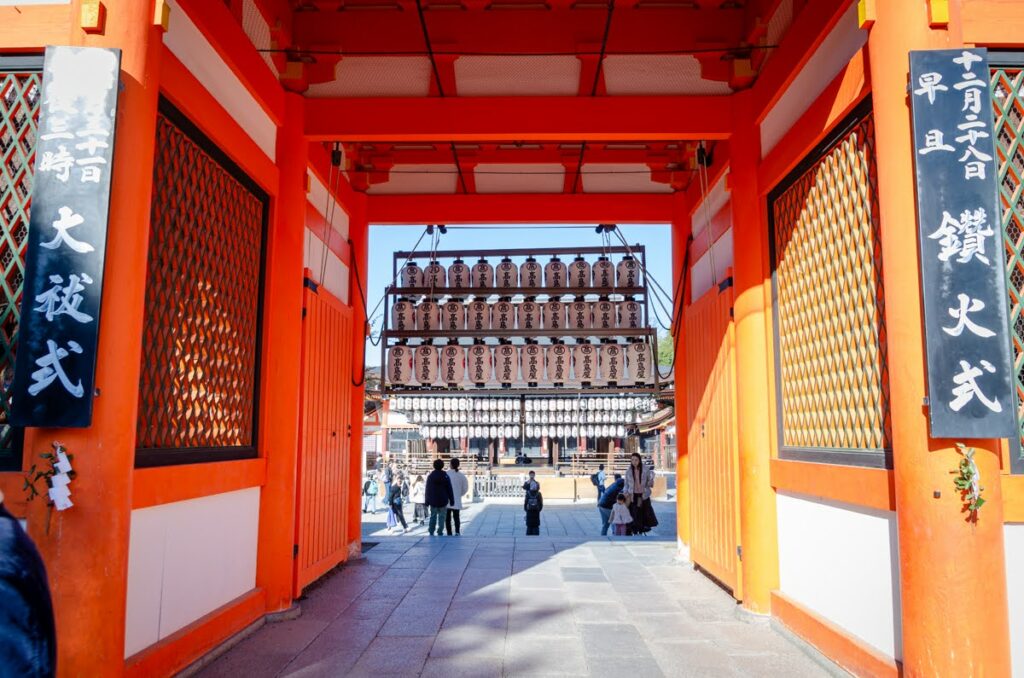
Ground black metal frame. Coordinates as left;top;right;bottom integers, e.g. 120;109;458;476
991;51;1024;475
135;96;269;468
767;96;892;469
382;244;659;396
0;54;43;472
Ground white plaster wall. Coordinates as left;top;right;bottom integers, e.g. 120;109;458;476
690;228;733;301
690;171;730;237
305;228;351;304
760;4;868;157
308;170;352;240
124;488;260;658
1006;523;1024;677
163;0;277;161
776;491;902;661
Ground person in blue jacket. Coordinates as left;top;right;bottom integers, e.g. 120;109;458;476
597;474;624;536
0;489;56;677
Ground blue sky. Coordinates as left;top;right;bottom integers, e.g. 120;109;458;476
363;223;674;368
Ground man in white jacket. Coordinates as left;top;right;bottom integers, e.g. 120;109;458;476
446;458;470;536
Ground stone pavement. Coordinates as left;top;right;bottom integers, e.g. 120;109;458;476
195;501;842;678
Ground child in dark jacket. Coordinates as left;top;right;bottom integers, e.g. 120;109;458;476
524;487;543;535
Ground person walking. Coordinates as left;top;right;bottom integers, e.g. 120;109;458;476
0;489;56;678
610;493;633;536
524;485;543;536
362;473;379;514
623;452;656;535
387;475;408;533
597;473;624;536
425;459;455;536
410;475;427;525
446;458;470;536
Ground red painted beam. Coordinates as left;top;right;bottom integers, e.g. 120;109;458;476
366;193;673;224
345;142;696;167
305;96;733;141
289;4;745;57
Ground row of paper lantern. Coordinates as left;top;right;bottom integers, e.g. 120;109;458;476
387;341;653;386
407;410;522;424
400;254;642;290
526;411;639;424
391;298;643;332
391;395;657;412
418;424;629;440
391;396;519;411
524;397;658;412
407;410;639;425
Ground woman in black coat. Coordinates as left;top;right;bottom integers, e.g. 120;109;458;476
524;487;543;536
388;476;408;533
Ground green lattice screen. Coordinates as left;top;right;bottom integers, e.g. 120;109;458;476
0;66;40;471
993;63;1024;472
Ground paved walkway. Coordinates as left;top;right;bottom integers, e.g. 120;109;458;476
195;500;839;678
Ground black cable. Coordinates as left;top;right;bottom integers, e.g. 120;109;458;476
414;0;445;97
591;0;615;96
656;233;693;381
349;237;371;388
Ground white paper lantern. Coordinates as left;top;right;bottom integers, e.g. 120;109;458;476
443;426;452;439
448;258;470;288
585;425;595;437
616;425;626;437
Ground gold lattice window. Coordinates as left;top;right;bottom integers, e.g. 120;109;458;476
769;101;892;466
136;99;267;467
0;59;42;471
992;58;1024;473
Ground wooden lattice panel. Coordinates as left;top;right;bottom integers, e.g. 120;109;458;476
136;109;265;452
771;114;892;453
993;65;1024;463
0;70;40;467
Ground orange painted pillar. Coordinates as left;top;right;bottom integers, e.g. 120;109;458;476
347;205;369;555
21;2;162;673
866;4;1012;674
670;190;691;550
256;92;306;612
729;91;779;614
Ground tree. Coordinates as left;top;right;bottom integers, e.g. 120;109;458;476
657;331;674;366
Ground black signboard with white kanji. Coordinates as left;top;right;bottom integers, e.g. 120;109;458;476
910;48;1016;438
11;46;121;428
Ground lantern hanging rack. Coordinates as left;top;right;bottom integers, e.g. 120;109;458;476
381;242;660;396
392;244;640;260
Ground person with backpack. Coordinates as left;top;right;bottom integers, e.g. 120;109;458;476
597;473;624;536
362;473;379;514
590;463;607;501
524;485;543;536
425;459;455;536
387;475;408;534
